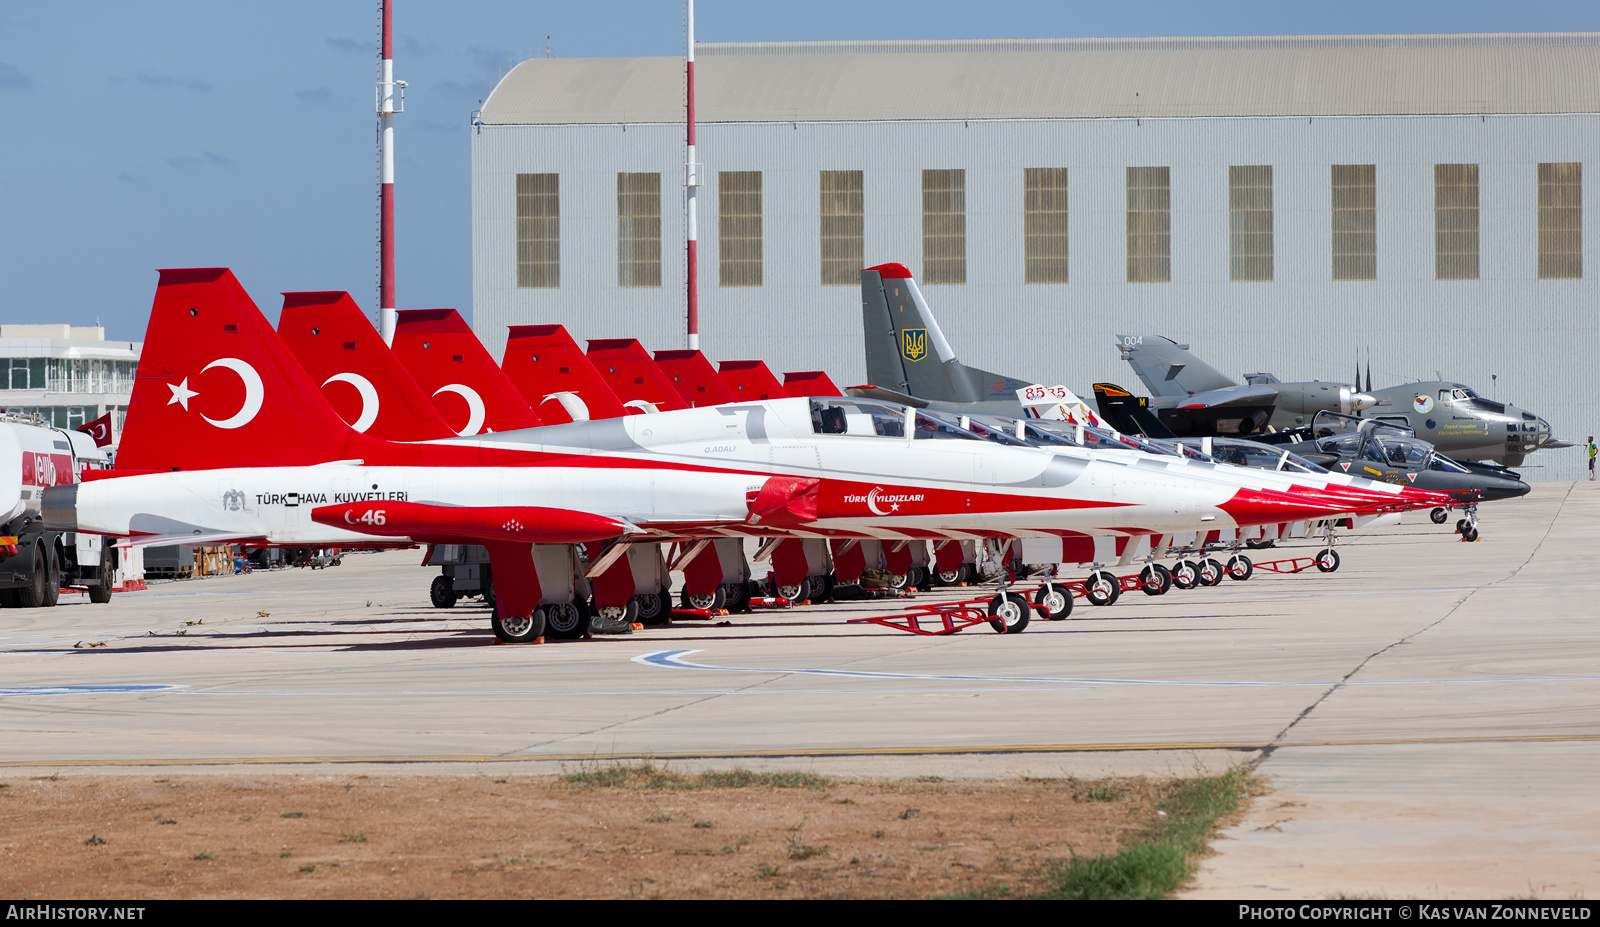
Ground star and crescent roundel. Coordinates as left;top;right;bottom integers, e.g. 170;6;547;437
166;358;265;430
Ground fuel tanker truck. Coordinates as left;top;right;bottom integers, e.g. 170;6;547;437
0;412;115;606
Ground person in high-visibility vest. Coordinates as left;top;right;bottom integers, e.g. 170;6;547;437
1589;437;1597;481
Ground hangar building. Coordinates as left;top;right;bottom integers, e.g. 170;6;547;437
471;33;1599;479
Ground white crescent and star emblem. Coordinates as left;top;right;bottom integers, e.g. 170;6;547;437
433;383;486;436
323;372;381;432
541;390;591;422
168;358;264;429
866;487;898;516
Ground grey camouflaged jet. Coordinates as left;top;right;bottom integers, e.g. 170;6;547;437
1116;335;1563;466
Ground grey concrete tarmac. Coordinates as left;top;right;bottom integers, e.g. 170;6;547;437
1;483;1595;898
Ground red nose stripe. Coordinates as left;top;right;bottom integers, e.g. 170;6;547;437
1218;487;1373;527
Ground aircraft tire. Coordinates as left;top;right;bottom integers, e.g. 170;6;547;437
491;606;545;644
1035;583;1073;619
887;572;909;592
1226;555;1254;581
1245;539;1276;550
430;575;457;609
1199;559;1225;586
1084;570;1121;606
1315;549;1341;572
768;579;803;603
1170;560;1199;590
986;592;1031;634
933;567;963;586
1138;564;1170;596
635;592;669;625
1431;507;1450;524
544;601;588;640
723;582;752;614
1461;526;1480;542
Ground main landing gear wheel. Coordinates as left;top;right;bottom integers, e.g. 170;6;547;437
1170;560;1199;590
1431;507;1450;525
1035;583;1073;620
491;606;546;644
986;592;1031;634
544;601;588;640
887;572;909;592
1139;564;1172;596
933;565;966;587
723;582;753;614
1225;555;1254;581
635;592;669;626
1084;570;1121;606
1198;558;1225;587
1460;526;1480;542
430;575;457;609
683;586;727;611
1315;549;1341;572
1456;518;1470;534
592;599;638;635
812;574;836;603
1245;538;1276;550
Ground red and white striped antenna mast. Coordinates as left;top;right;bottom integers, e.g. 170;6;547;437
684;0;699;351
376;1;405;344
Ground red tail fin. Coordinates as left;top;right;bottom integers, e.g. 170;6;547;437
501;324;627;424
391;309;542;435
586;339;687;413
718;360;790;401
116;269;367;470
782;370;845;397
279;292;456;442
653;350;738;408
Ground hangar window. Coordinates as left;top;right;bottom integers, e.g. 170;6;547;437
820;170;864;287
1332;164;1377;281
515;173;560;289
1434;164;1479;280
1229;165;1273;282
1126;167;1170;283
719;171;763;287
1538;162;1582;280
922;169;966;285
617;172;662;288
1024;168;1069;284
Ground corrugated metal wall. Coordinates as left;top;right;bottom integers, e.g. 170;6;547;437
473;112;1597;480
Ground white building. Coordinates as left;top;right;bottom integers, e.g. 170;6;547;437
0;325;140;440
471;33;1599;479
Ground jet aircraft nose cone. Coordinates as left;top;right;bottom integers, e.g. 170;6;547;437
1350;392;1379;411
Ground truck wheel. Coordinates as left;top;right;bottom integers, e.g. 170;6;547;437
41;544;60;607
430;575;457;609
88;545;114;604
15;544;46;608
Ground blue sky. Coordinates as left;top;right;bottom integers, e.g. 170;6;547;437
2;1;1598;340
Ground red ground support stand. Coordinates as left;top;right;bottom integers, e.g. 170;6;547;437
669;608;728;621
848;590;1048;636
1250;556;1321;574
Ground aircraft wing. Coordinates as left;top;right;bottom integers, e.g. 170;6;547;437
1148;384;1280;411
843;384;930;408
122;530;270;549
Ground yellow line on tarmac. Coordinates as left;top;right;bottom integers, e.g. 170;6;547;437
4;732;1599;769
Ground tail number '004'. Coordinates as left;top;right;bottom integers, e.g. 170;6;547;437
345;509;386;526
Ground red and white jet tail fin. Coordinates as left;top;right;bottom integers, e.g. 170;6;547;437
718;360;790;401
586;339;687;413
782;370;845;397
117;268;368;471
501;324;628;424
1017;384;1104;427
390;309;543;435
279;292;457;442
653;350;738;408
